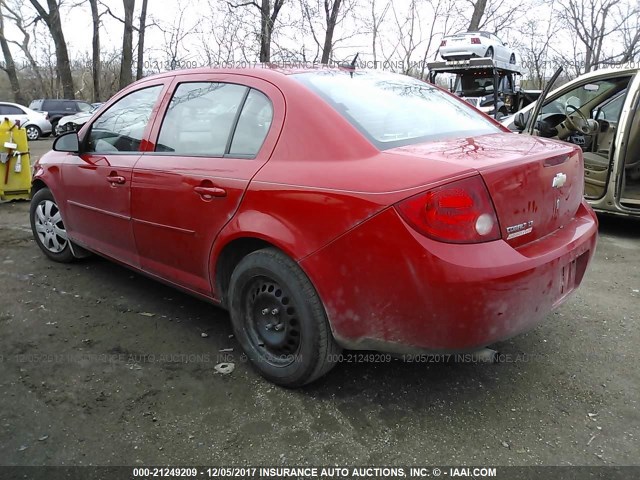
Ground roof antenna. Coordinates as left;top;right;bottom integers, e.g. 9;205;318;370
339;53;359;77
350;53;359;69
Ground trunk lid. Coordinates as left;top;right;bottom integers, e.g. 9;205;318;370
387;133;584;247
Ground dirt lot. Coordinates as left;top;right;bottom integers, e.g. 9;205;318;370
1;138;639;467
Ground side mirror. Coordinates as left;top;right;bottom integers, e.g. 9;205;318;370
514;112;526;130
53;131;80;153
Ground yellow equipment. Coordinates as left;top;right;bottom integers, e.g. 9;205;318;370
0;118;32;201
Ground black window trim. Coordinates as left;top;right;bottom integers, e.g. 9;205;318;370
152;80;272;160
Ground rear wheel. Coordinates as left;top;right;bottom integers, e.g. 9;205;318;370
30;188;74;263
25;125;41;141
228;248;341;387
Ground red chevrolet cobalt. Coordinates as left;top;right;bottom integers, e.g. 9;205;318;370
30;68;597;386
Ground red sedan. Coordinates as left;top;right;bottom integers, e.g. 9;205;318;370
30;67;598;386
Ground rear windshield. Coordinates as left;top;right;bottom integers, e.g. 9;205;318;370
293;71;500;150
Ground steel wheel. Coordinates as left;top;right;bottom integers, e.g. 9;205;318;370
34;199;68;253
26;125;41;141
228;248;341;386
243;276;301;367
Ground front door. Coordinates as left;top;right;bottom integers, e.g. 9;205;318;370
131;75;283;295
62;83;167;266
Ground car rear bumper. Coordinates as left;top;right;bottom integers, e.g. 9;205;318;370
300;201;598;353
439;46;484;59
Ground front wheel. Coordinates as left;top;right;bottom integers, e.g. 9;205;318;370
30;188;74;263
228;248;341;387
509;53;516;64
25;125;41;141
485;47;494;59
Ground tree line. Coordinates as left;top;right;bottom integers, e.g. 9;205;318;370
0;0;638;104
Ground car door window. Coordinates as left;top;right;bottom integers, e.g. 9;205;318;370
86;85;163;153
1;105;25;115
229;89;273;157
595;92;626;120
156;82;248;156
541;80;620;115
78;102;93;112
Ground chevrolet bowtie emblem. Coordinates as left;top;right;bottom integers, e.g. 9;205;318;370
552;173;567;188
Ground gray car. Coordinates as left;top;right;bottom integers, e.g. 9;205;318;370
0;102;53;140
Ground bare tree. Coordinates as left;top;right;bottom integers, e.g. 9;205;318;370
88;0;101;101
369;0;390;65
198;3;247;66
467;0;487;31
119;0;135;88
462;0;529;34
28;0;75;98
518;17;556;88
0;2;26;104
299;0;359;64
1;0;47;97
419;0;456;78
556;0;640;73
228;0;286;62
384;0;424;74
321;0;342;63
136;0;148;80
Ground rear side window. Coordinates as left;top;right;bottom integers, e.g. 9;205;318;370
0;105;25;115
29;100;43;110
62;101;77;111
42;100;60;111
229;89;273;156
294;71;500;149
156;82;249;156
86;85;163;153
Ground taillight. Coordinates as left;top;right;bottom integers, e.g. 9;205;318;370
395;175;501;244
471;37;481;44
440;40;447;47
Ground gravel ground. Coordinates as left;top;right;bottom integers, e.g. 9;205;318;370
0;138;639;467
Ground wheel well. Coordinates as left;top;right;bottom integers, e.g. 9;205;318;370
215;237;273;307
31;179;47;197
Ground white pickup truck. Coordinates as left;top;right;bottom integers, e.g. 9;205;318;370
504;66;640;218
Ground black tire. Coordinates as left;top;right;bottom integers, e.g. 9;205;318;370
30;188;75;263
509;53;516;64
25;125;41;141
485;47;494;59
228;248;341;387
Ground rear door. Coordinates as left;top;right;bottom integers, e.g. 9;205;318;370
61;81;170;266
130;74;284;295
